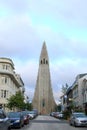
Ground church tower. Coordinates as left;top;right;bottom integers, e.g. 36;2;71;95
32;42;56;114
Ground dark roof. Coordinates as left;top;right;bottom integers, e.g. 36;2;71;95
76;73;87;79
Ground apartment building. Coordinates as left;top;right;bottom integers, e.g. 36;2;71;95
82;76;87;114
0;57;25;111
72;74;87;108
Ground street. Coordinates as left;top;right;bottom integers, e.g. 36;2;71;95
12;115;87;130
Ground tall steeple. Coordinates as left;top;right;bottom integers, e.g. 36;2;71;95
32;41;56;114
40;41;49;62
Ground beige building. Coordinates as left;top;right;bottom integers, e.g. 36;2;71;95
0;57;24;111
32;42;56;114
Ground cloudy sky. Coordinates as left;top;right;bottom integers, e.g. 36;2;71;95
0;0;87;104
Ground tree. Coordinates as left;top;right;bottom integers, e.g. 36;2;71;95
25;102;33;111
61;83;69;94
7;91;25;110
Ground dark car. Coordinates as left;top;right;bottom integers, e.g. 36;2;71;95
7;111;24;128
0;108;11;130
21;111;29;124
69;112;87;127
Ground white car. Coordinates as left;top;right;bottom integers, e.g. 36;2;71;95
58;112;64;119
28;111;35;119
69;112;87;127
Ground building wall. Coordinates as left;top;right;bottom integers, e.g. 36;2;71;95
72;74;87;109
78;78;84;106
0;57;24;111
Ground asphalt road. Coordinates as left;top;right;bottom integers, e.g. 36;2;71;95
12;115;87;130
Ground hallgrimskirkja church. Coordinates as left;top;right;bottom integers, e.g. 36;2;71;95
32;42;56;114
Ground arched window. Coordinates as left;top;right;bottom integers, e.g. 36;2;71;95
42;99;45;107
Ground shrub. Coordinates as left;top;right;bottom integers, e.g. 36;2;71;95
63;110;71;119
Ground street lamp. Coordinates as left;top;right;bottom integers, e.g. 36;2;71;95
69;98;73;101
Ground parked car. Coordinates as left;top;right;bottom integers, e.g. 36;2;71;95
0;108;11;130
21;111;29;124
69;112;87;127
33;109;38;116
7;111;24;128
50;112;55;117
27;111;36;119
58;112;64;119
53;112;59;118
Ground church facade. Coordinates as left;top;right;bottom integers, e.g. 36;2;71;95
32;42;56;114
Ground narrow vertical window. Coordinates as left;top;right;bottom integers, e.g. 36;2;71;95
41;60;42;64
3;65;5;69
4;90;6;98
5;77;7;84
1;90;3;98
42;99;45;107
6;65;8;70
43;58;45;64
46;60;48;64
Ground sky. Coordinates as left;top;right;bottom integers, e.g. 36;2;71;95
0;0;87;104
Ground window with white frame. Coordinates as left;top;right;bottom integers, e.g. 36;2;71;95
1;90;3;98
0;90;8;98
4;90;6;98
2;64;10;70
1;76;8;84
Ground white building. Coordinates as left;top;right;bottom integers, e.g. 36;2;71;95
0;57;25;111
82;77;87;113
72;74;87;109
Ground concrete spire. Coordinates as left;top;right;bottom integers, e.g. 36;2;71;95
32;41;56;114
39;41;49;65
